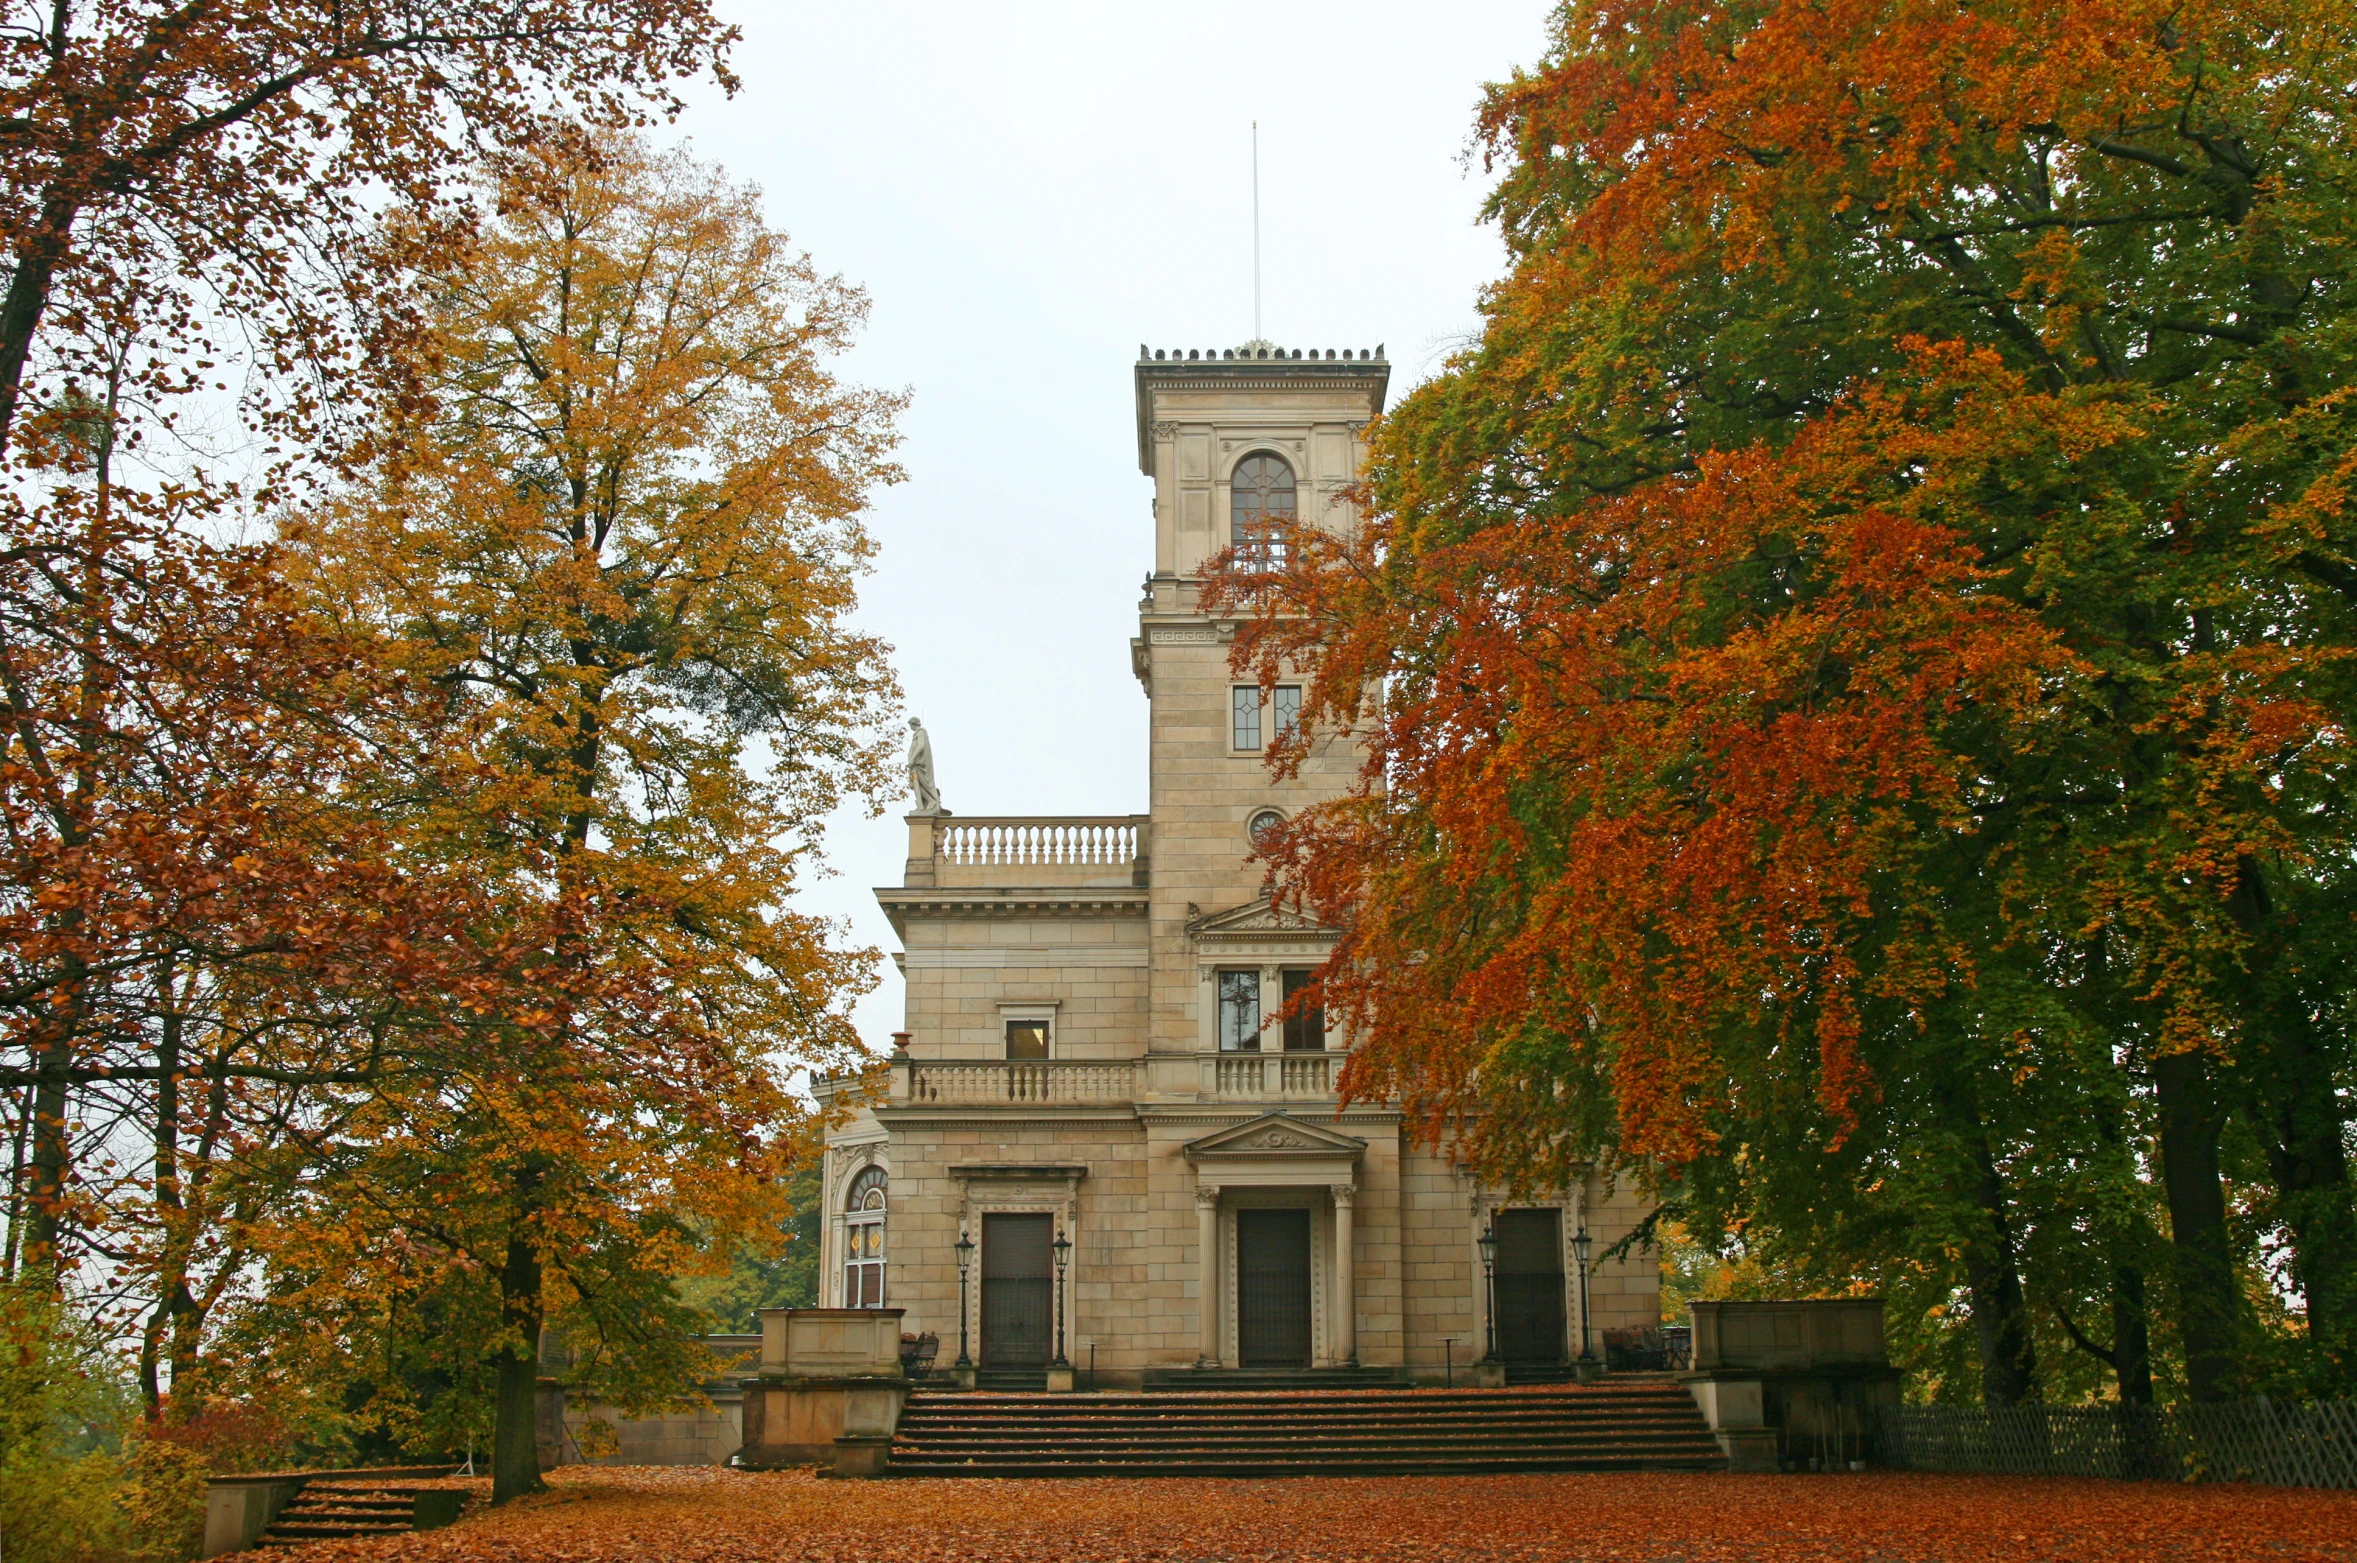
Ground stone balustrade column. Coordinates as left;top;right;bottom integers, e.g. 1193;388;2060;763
1195;1184;1222;1366
1330;1184;1357;1366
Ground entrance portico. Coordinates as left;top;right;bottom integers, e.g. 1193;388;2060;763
1184;1113;1364;1368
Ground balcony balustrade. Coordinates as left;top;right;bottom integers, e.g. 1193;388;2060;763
893;1050;1342;1107
906;1058;1141;1105
1211;1050;1338;1098
903;814;1150;889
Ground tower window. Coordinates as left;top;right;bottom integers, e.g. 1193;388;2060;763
1233;686;1301;751
1231;453;1296;569
844;1167;888;1308
1217;970;1262;1052
1232;686;1261;750
1273;684;1302;741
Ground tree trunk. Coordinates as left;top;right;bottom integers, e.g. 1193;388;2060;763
490;1224;548;1504
2153;1047;2243;1400
20;1017;72;1283
2110;1262;2153;1405
0;202;75;458
2;1081;29;1281
2244;1013;2357;1385
138;981;181;1413
1966;1146;2038;1404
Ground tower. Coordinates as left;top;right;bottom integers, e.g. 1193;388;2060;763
1129;343;1389;1061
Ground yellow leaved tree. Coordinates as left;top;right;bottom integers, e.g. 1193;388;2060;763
280;127;903;1502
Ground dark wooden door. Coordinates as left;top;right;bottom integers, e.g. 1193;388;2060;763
1237;1208;1313;1367
1495;1208;1567;1363
980;1213;1052;1367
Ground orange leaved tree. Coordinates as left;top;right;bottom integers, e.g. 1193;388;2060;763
0;0;737;465
1221;0;2357;1401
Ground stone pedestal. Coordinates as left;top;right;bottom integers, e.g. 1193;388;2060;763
827;1435;894;1479
1473;1359;1506;1389
1681;1299;1902;1471
1045;1365;1076;1393
733;1309;908;1477
1571;1356;1605;1384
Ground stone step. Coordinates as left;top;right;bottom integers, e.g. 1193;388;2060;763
897;1440;1723;1463
256;1481;464;1547
1141;1368;1410;1392
890;1382;1724;1479
900;1419;1716;1442
906;1387;1696;1410
890;1405;1706;1433
891;1453;1726;1478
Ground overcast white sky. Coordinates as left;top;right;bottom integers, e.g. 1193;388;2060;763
660;1;1556;1048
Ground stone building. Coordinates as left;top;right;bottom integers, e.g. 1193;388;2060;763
813;342;1659;1385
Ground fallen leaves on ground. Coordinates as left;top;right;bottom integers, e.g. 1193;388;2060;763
261;1465;2351;1562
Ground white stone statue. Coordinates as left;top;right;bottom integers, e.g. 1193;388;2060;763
907;718;946;816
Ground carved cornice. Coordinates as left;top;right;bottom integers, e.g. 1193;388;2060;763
875;887;1148;937
1134;356;1391;475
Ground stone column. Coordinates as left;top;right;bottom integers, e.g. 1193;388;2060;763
1330;1184;1357;1366
1195;1184;1222;1366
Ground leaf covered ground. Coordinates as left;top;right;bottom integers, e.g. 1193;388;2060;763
265;1465;2352;1562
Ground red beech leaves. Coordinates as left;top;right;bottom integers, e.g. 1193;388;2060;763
264;1465;2351;1562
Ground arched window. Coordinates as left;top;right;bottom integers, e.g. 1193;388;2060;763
1230;453;1296;569
844;1167;887;1307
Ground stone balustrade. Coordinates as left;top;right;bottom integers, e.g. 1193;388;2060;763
907;1058;1141;1104
902;814;1150;888
899;1052;1342;1106
1209;1050;1339;1098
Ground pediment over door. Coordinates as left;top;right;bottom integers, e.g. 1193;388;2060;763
1186;900;1335;938
1186;900;1339;966
1185;1112;1363;1188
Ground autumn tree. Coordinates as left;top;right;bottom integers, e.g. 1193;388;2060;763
0;0;736;466
0;0;750;1464
1225;0;2357;1402
285;128;902;1501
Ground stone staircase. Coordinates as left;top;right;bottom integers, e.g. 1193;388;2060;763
1141;1366;1409;1392
255;1476;464;1547
890;1379;1724;1477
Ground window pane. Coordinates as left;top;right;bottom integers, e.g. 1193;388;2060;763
1273;685;1302;741
1230;454;1298;540
1218;970;1261;1051
1005;1020;1050;1060
1283;969;1326;1051
1231;454;1298;572
1231;687;1261;750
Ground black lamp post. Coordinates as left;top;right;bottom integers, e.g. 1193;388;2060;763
953;1229;975;1369
1050;1229;1074;1368
1570;1224;1596;1367
1476;1224;1500;1362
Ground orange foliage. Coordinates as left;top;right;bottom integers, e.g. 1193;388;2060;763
263;1465;2354;1563
1221;344;2098;1169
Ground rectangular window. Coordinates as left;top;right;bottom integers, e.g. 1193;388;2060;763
1231;686;1261;751
1004;1020;1050;1060
1273;685;1302;742
1217;970;1262;1051
1282;969;1325;1052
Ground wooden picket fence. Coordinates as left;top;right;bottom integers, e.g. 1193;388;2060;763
1876;1400;2357;1488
